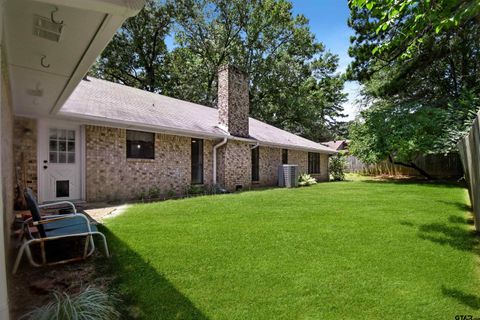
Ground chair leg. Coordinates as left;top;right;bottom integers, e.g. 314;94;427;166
95;232;110;257
12;241;27;275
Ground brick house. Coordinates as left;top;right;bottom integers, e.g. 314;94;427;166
14;65;336;203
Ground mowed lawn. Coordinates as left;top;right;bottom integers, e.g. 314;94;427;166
102;179;479;319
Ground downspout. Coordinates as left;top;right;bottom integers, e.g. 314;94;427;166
213;138;228;185
250;142;259;149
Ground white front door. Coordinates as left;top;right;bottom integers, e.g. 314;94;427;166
38;120;82;202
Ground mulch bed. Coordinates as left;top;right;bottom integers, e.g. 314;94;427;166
8;253;112;319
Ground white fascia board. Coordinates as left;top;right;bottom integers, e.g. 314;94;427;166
53;111;338;154
31;0;145;17
53;112;232;140
45;0;146;115
49;14;129;114
254;141;338;154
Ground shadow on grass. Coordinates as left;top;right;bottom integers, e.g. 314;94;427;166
399;220;415;227
449;215;475;226
360;179;464;188
442;286;480;310
418;223;478;253
97;226;209;320
399;220;478;254
437;200;472;213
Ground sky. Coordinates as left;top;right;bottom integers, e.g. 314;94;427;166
291;0;361;121
166;0;361;121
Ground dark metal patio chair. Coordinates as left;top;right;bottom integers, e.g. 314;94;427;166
12;188;109;274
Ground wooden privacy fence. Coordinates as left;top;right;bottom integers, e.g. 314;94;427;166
346;153;463;179
457;114;480;232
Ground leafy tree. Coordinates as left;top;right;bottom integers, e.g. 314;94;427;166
91;0;347;142
347;0;480;177
329;152;348;181
90;0;174;92
170;0;347;141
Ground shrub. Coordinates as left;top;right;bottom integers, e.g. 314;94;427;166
20;287;119;320
166;189;176;198
136;190;147;201
298;173;317;186
187;184;204;195
329;153;347;181
148;187;161;199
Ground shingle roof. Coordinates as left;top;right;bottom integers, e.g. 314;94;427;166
59;77;337;154
322;140;348;151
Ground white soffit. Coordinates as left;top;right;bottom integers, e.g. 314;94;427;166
5;0;145;116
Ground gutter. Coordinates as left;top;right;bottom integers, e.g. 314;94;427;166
55;111;337;154
213;138;227;185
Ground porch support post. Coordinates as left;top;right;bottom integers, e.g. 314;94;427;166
0;0;11;317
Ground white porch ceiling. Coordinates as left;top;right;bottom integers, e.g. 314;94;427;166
4;0;144;117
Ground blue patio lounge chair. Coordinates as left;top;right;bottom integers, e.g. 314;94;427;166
12;188;109;274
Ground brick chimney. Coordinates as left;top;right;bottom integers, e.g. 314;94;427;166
217;64;249;137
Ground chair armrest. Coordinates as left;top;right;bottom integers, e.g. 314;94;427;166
33;213;92;233
38;201;77;214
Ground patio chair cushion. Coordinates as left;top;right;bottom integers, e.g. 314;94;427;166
43;216;98;237
24;188;46;237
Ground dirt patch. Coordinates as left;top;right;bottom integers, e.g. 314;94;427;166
9;254;112;319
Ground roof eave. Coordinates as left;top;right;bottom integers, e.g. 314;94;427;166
57;111;338;154
47;1;146;115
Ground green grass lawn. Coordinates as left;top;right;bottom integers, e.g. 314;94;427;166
101;179;479;319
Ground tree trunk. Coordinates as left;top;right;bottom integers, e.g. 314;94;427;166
388;155;434;180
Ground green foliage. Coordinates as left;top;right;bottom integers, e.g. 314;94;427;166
136;190;147;201
350;0;480;59
186;184;204;195
90;0;173;92
349;101;445;164
91;0;347;142
329;153;347;181
103;180;478;318
298;173;317;186
347;0;480;174
148;186;161;199
20;287;119;320
166;189;176;198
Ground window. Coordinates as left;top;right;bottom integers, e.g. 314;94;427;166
191;138;204;184
49;129;75;164
252;147;260;181
308;152;320;174
282;149;288;164
126;130;155;159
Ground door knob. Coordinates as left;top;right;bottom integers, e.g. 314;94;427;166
43;160;48;164
43;165;48;170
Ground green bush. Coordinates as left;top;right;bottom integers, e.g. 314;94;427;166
298;173;317;186
329;153;347;181
136;190;147;201
166;189;176;198
148;187;161;199
20;287;119;320
187;184;204;195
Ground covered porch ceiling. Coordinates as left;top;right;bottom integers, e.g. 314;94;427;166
4;0;145;117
